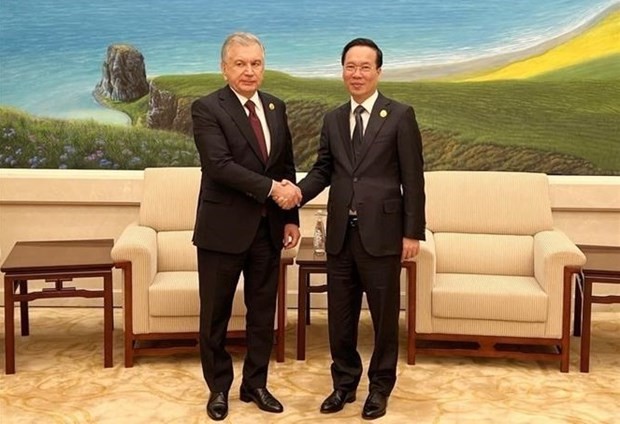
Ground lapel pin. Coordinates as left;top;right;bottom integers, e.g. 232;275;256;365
379;109;388;118
269;103;275;110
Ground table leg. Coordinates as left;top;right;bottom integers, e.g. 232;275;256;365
18;280;30;336
5;276;16;374
103;272;113;368
297;268;309;360
306;286;311;325
573;271;583;337
580;277;593;372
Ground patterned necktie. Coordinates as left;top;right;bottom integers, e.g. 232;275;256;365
245;100;268;162
352;105;365;160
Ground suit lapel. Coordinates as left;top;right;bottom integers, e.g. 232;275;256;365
259;94;278;168
355;93;390;169
219;86;266;165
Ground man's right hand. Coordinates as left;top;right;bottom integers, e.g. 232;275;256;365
271;179;302;209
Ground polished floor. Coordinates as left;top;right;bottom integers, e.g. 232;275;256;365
1;307;619;423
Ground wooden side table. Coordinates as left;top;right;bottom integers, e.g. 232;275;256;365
573;244;620;372
295;237;416;361
2;239;115;374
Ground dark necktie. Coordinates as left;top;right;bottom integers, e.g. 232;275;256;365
352;105;365;160
245;100;268;162
349;105;365;213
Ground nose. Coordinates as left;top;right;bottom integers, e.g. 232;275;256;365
350;67;366;77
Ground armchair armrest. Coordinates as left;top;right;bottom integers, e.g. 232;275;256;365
534;229;586;337
278;245;298;312
534;230;586;294
111;224;158;279
414;229;436;333
111;224;158;334
276;246;298;362
281;244;298;261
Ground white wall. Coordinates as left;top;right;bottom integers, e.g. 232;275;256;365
1;169;619;310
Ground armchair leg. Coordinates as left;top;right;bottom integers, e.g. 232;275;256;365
560;266;578;373
115;261;135;368
405;261;416;365
275;257;292;362
125;337;135;368
276;333;285;362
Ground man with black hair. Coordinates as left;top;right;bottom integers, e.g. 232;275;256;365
296;37;426;420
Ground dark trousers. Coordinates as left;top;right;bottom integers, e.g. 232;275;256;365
326;223;401;395
197;219;280;392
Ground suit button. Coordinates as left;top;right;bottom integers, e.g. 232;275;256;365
353;177;359;182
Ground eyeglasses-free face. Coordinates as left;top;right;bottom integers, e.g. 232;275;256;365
342;45;382;104
221;42;265;98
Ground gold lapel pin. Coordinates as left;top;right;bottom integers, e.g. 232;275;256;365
379;109;388;118
269;103;275;110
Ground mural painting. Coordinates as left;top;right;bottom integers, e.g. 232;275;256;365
0;0;618;174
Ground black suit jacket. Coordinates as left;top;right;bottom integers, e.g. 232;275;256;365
298;92;425;256
191;85;299;254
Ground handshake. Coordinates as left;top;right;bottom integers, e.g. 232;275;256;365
271;179;302;210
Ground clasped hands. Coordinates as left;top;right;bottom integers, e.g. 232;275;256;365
271;179;302;210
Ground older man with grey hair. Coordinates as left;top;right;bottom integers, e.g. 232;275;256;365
191;32;301;421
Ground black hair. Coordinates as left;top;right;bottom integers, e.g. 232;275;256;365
341;38;383;68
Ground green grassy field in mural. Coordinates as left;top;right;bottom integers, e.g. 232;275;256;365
1;67;618;174
0;107;198;169
153;69;620;173
383;79;620;172
97;96;150;126
154;72;348;103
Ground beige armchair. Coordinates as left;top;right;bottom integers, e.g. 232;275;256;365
111;167;293;367
409;171;585;372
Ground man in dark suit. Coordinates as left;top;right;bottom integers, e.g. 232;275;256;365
191;32;301;421
296;38;426;420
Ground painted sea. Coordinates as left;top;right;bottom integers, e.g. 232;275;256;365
0;0;616;124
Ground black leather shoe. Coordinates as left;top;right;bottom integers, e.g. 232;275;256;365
320;389;356;414
239;385;283;413
206;392;228;421
362;391;388;420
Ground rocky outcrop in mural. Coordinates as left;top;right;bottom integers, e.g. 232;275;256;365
94;44;149;102
146;82;193;135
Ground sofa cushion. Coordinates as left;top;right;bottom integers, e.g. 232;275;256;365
157;231;197;272
432;273;548;322
434;233;534;276
149;271;246;317
140;167;201;232
425;171;554;235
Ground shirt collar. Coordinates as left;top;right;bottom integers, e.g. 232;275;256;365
230;87;262;113
350;90;379;115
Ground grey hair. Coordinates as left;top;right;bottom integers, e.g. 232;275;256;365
220;32;265;62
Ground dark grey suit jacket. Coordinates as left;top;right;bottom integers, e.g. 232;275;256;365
298;92;425;256
191;85;299;254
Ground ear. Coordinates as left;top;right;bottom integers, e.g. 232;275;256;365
220;62;227;80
